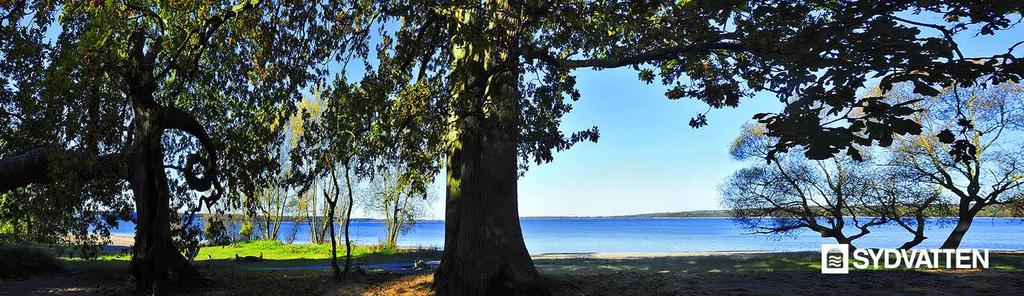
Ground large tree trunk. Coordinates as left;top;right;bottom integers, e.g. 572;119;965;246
433;110;547;295
433;3;547;294
128;107;206;295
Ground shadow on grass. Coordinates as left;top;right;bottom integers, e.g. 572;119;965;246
533;251;1024;275
533;252;820;275
32;252;1024;296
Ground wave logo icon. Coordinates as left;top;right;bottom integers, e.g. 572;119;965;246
821;244;849;274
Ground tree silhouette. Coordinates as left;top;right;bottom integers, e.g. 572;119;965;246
722;123;941;249
889;82;1024;249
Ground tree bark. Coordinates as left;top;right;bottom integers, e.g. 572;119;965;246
1;75;213;296
326;165;342;278
941;200;982;249
433;2;548;293
127;106;207;295
389;187;401;249
433;103;547;295
899;235;927;250
342;163;355;274
327;197;341;277
896;213;928;250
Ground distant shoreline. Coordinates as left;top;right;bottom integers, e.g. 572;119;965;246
519;215;1024;219
144;210;1023;222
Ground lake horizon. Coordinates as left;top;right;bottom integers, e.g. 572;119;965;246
111;217;1024;253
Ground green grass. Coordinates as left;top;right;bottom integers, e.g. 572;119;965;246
73;240;441;269
88;240;407;260
196;240;398;260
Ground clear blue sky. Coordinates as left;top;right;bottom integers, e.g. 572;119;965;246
419;21;1024;219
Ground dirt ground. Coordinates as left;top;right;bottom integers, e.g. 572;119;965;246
4;252;1024;295
357;269;1024;296
6;268;1024;296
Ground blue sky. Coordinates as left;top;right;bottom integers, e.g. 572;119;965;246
422;69;782;218
519;69;780;217
418;21;1024;219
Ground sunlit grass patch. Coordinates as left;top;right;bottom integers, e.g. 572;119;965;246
196;240;396;260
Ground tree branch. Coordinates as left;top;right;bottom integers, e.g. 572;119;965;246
161;106;222;201
0;147;126;192
523;42;747;69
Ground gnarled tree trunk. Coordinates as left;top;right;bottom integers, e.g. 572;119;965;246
127;99;208;295
0;107;210;295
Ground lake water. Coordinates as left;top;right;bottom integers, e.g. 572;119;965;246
111;217;1024;253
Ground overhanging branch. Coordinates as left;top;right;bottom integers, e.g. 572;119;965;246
0;147;126;192
523;42;747;69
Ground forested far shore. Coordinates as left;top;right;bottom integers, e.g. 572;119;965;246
567;205;1024;219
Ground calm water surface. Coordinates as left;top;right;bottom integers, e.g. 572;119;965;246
111;217;1024;253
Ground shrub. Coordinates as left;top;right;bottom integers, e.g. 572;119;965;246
238;222;254;241
204;219;231;246
0;245;65;279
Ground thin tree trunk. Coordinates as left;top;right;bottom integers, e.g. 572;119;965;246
941;201;982;249
327;197;340;277
389;189;401;249
897;214;928;250
319;200;331;244
941;216;975;249
899;234;927;250
325;159;343;278
342;162;356;273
